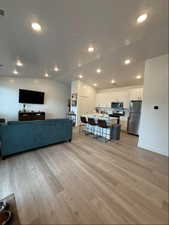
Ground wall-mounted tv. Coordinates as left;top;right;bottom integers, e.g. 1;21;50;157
19;89;45;104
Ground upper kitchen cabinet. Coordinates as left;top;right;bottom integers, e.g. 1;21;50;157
128;88;143;101
96;90;129;108
96;93;111;107
96;87;144;108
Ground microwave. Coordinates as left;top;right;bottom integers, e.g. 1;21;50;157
111;102;123;109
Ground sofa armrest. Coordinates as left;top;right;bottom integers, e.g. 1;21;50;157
0;125;8;157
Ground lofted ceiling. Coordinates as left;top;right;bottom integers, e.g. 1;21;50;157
0;0;168;89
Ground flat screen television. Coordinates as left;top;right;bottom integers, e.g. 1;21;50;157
19;89;45;104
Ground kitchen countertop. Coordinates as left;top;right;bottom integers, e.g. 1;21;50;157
83;113;127;120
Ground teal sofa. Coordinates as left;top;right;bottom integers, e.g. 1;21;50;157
0;119;72;159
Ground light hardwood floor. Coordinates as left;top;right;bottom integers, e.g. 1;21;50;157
0;132;168;224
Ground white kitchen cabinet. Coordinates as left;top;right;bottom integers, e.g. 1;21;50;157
96;90;129;108
96;87;143;108
129;88;143;101
96;93;111;107
120;118;128;131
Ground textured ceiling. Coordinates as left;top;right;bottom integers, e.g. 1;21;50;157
0;0;168;89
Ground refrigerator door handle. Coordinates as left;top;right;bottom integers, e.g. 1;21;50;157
127;116;130;126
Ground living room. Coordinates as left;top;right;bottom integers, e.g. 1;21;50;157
0;0;168;225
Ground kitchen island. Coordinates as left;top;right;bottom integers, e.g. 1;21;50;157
81;114;121;140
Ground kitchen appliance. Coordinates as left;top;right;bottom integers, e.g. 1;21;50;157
111;102;123;109
127;100;142;136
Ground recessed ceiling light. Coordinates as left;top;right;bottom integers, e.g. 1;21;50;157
93;83;98;87
16;59;23;67
78;74;83;79
136;75;142;79
96;68;102;74
111;80;116;84
31;22;42;32
124;59;131;65
137;13;148;24
13;69;18;75
44;73;49;77
88;45;94;53
54;66;59;72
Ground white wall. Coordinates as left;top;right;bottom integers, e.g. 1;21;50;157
78;81;96;115
0;77;70;121
71;80;96;125
138;55;168;156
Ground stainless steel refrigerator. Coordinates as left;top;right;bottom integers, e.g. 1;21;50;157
127;100;142;136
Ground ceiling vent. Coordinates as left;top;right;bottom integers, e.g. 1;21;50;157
0;9;5;16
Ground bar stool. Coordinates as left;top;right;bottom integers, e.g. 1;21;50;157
97;119;110;142
79;116;88;135
88;118;97;136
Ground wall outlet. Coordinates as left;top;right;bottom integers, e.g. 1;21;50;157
154;106;159;110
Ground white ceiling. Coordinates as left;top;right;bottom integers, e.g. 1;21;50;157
0;0;168;89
